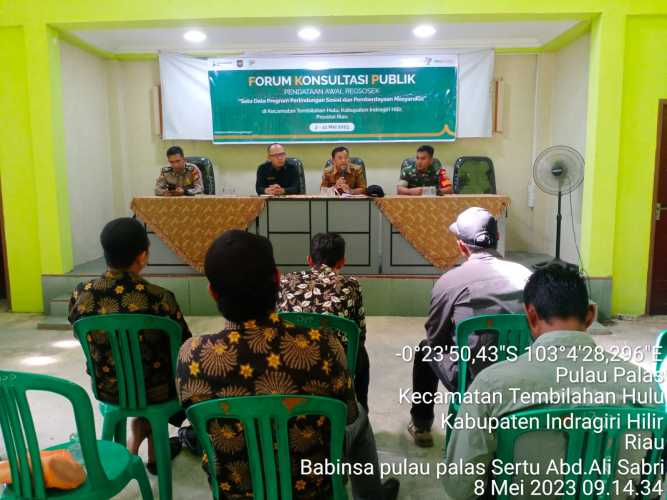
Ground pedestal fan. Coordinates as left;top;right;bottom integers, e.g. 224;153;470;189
532;145;585;271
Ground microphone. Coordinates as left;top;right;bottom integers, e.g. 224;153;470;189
336;164;348;194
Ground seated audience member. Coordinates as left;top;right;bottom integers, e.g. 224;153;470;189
442;264;663;499
408;207;532;447
155;145;203;196
68;217;191;471
176;230;399;500
279;233;371;411
255;142;300;195
321;146;366;195
397;145;453;195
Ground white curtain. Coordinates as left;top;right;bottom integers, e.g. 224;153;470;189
458;50;494;138
159;52;212;140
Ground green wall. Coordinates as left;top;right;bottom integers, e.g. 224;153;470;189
1;1;667;314
0;27;43;311
612;16;667;315
579;12;626;279
0;24;72;311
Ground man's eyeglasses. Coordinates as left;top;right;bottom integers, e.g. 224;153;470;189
269;152;287;158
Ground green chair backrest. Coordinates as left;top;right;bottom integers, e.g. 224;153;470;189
186;156;216;195
186;395;348;500
0;370;108;499
455;313;532;397
654;329;667;373
452;156;496;194
278;311;360;375
287;157;306;194
495;406;667;500
72;314;182;410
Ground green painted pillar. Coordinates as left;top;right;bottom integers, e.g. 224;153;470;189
24;24;73;275
612;16;667;315
0;24;72;311
0;26;43;311
580;12;626;280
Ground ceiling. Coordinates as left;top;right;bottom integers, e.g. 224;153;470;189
71;20;580;54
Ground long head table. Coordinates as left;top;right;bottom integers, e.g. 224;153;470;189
130;195;510;273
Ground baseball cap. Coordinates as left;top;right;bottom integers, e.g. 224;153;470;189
365;185;385;198
448;207;498;248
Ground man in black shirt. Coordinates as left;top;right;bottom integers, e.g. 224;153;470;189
255;143;300;195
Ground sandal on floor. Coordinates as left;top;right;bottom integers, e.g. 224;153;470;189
146;436;182;475
178;425;202;455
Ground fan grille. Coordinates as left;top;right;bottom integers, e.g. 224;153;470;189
533;146;585;196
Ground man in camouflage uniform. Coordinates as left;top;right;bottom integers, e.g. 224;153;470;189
155;145;204;196
397;145;453;195
320;146;367;195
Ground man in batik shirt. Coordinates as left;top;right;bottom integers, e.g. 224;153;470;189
68;217;191;470
176;230;398;500
320;146;367;195
278;232;371;411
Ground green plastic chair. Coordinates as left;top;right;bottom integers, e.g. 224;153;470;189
278;312;360;375
445;314;532;447
72;314;183;500
186;395;348;500
654;329;667;373
0;370;152;499
495;406;667;500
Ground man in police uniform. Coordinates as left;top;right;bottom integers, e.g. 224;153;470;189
155;146;204;196
397;145;453;195
255;143;300;195
320;146;366;195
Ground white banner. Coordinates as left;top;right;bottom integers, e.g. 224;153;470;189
159;50;493;140
208;53;458;71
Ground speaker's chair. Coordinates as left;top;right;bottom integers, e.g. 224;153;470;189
324;157;367;186
452;156;496;194
287;157;306;194
185;156;216;194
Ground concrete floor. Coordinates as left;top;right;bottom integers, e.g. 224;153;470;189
1;312;666;499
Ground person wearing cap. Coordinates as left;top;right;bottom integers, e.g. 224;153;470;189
407;207;532;448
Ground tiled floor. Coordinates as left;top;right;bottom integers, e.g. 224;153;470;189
0;312;665;499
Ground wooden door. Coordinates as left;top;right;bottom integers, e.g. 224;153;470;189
649;101;667;314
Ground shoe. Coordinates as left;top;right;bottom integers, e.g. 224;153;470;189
178;425;202;455
408;420;434;448
382;478;400;500
146;436;182;475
